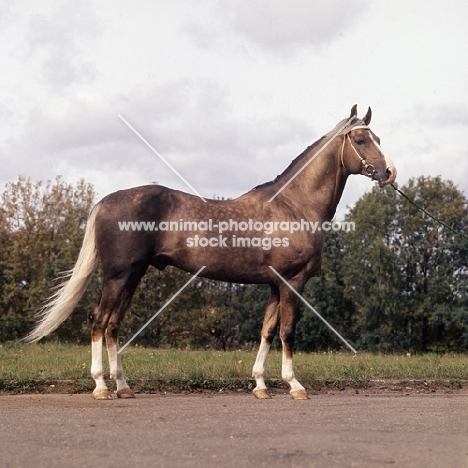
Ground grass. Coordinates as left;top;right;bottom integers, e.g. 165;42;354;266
1;341;468;394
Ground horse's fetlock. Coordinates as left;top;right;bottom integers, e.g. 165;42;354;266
282;369;295;382
252;367;264;380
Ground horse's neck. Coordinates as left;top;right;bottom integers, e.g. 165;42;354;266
277;139;348;221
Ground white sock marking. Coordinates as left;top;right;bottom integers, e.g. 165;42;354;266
91;336;108;392
252;337;271;391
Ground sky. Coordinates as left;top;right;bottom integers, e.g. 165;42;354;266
1;0;467;219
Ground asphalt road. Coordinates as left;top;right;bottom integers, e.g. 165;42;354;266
0;392;467;467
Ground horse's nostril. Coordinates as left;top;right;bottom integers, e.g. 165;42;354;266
383;165;397;185
388;166;397;178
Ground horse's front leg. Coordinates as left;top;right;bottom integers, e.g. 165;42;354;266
252;285;279;399
252;337;273;399
279;285;309;400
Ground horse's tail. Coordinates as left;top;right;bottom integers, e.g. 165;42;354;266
23;202;102;343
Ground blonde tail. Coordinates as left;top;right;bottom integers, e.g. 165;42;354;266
23;202;101;343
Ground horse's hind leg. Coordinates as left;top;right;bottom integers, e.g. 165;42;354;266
90;325;109;400
90;267;146;399
105;323;133;399
252;285;279;399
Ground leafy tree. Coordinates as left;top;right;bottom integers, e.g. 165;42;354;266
202;282;269;350
339;176;468;352
393;177;468;352
0;176;96;341
339;185;404;352
296;230;357;352
123;268;268;351
121;266;211;349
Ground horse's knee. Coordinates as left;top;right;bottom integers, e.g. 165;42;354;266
261;324;277;343
261;310;279;343
281;326;295;341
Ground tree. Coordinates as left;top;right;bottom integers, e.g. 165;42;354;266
123;267;268;351
296;230;358;352
0;176;96;341
393;177;468;352
338;176;468;352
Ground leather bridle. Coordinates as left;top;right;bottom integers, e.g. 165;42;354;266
340;125;379;180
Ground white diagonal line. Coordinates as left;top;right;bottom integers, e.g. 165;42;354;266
118;266;206;353
268;117;356;202
269;266;357;353
118;114;207;202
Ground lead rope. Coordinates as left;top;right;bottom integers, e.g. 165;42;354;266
390;184;468;241
343;127;468;240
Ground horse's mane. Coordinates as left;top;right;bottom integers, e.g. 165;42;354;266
251;117;361;192
250;136;326;191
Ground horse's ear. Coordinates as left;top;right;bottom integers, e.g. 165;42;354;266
363;107;372;125
350;104;358;118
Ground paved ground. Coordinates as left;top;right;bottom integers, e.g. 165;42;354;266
0;392;467;467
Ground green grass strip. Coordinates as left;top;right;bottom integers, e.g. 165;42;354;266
1;342;467;394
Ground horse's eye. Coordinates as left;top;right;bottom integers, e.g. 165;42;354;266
355;137;365;145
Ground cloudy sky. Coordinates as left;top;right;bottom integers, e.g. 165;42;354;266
1;0;467;219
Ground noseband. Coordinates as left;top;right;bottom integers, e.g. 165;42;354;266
340;125;379;180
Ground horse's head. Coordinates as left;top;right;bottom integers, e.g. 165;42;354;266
341;105;397;187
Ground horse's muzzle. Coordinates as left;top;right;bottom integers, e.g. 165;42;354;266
379;165;397;187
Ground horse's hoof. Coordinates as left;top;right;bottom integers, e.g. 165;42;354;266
116;388;135;399
253;389;272;399
291;389;309;400
92;389;112;400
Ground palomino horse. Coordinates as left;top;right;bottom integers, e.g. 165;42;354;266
25;105;396;400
